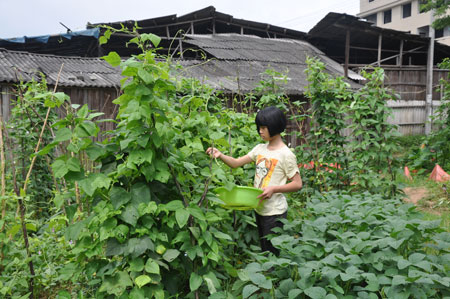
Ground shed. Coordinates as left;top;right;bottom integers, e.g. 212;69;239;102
179;34;362;95
0;47;121;131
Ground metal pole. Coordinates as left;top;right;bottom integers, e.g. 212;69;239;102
425;14;435;135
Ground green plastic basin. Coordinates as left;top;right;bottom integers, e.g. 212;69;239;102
214;186;263;210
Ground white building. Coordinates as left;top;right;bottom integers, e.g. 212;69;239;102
357;0;450;46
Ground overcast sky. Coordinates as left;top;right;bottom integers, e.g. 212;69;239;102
0;0;360;39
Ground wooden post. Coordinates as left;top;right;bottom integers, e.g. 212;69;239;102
179;40;183;58
377;33;382;66
166;26;170;38
398;40;404;66
345;29;350;78
212;19;216;34
190;22;195;35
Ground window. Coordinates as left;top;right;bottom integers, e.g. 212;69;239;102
435;28;444;38
384;9;392;24
369;0;374;2
418;25;429;37
366;13;377;24
403;3;412;18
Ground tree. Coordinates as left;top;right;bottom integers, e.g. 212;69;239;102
421;0;450;29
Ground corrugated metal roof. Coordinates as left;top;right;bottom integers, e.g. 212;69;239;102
183;34;365;86
0;48;121;88
0;34;363;93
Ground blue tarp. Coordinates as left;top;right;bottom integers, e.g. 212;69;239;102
0;27;100;44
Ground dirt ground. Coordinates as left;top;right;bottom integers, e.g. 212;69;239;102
403;187;440;214
403;187;428;205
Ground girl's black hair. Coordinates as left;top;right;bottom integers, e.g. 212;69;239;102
255;106;287;137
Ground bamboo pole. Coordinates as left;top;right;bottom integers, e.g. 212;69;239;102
0;116;6;225
17;63;63;297
23;63;64;193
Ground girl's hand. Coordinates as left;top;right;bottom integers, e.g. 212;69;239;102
206;147;222;159
257;186;277;200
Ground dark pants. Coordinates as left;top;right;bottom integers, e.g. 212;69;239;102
255;211;287;256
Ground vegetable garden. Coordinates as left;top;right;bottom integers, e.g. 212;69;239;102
0;31;449;299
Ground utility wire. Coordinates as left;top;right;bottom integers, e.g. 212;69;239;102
276;0;359;26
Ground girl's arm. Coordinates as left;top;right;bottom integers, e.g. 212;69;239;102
258;172;302;200
206;147;252;168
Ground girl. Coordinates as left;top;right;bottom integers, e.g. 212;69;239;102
206;106;302;255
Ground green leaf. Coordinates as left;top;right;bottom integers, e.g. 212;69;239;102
408;253;426;263
79;173;111;196
77;104;89;118
175;209;190;228
125;237;154;257
145;258;160;275
54;128;72;142
398;258;412;270
25;223;37;232
288;289;303;299
120;204;139;227
165;200;184;211
242;284;259;299
415;260;432;272
190;272;203;291
52;159;69;178
138;68;154;84
110;187;132;209
392;275;407;286
130;258;145;272
163;249;180;262
148;33;161;47
78;121;98;137
129;287;145;299
85;144;107;161
187;206;206;220
304;286;327;299
249;273;272;289
102;51;121;67
212;230;232;241
204;277;217;294
135;275;151;288
105;238;126;256
67;157;81;172
130;182;151;207
99;271;133;296
99;218;117;241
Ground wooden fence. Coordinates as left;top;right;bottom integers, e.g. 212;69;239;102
370;67;448;135
1;66;449;138
0;84;120;140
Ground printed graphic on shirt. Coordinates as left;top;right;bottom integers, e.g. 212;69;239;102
255;155;278;188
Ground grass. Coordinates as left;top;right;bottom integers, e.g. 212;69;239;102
398;173;450;231
391;134;450;231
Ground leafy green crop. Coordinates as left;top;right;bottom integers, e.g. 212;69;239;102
238;192;450;298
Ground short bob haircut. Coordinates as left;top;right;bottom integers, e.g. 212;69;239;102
255;106;287;137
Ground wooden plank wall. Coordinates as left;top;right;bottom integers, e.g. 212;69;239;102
59;87;120;136
383;68;448;135
0;84;13;122
0;83;120;141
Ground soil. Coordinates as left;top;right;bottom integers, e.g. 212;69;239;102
403;187;441;215
403;187;428;205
